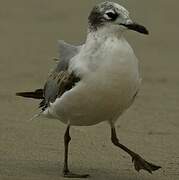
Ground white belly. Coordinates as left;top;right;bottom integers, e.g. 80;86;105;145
43;36;141;126
44;61;140;126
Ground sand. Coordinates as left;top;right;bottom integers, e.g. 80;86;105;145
0;0;179;179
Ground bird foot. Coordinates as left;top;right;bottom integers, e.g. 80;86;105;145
63;170;90;178
132;154;161;174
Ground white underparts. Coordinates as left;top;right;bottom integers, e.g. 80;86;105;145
43;27;141;126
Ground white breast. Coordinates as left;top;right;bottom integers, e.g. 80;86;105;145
43;36;141;126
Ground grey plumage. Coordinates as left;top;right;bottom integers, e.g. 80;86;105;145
40;41;81;110
54;40;81;72
16;40;81;111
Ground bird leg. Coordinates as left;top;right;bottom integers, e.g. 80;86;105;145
110;126;161;174
63;125;89;178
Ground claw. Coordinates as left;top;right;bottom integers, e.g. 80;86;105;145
132;154;161;174
63;171;90;178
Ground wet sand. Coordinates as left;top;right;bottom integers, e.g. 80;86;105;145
0;0;179;179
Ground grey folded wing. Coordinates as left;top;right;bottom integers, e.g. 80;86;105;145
40;41;81;110
54;40;81;72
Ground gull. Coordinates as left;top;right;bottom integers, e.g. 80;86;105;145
16;1;161;178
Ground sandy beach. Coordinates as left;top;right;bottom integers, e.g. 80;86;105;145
0;0;179;179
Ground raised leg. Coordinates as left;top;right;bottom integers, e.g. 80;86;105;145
110;124;161;174
63;125;89;178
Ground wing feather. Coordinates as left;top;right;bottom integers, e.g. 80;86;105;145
40;41;81;110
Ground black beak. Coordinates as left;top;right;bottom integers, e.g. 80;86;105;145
121;23;149;35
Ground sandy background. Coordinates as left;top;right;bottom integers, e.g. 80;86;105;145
0;0;179;179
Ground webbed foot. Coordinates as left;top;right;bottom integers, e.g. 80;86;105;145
132;154;161;174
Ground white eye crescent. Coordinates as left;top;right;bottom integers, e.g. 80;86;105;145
104;10;118;21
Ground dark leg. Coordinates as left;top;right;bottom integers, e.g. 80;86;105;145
110;125;161;174
63;125;89;178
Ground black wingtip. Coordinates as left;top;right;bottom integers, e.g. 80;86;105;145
16;89;44;99
16;92;27;97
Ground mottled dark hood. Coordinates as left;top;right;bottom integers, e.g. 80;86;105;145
88;2;119;31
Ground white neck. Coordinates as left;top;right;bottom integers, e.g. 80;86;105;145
87;25;125;43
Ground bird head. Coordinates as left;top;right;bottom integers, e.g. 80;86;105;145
88;1;149;35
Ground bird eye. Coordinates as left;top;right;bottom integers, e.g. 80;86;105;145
105;12;118;21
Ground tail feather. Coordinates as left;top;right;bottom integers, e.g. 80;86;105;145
16;89;44;99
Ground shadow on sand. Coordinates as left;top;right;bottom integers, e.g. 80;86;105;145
0;159;155;180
